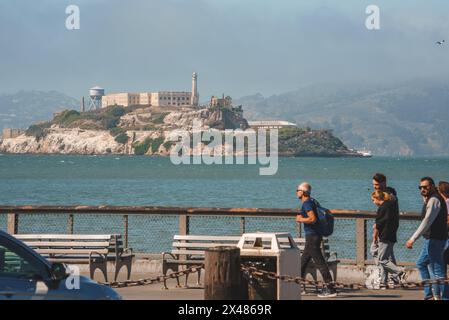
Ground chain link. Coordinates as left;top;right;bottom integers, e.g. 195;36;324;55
241;263;449;290
101;264;204;288
101;262;449;290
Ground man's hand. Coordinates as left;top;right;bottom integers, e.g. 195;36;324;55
406;239;414;249
296;215;303;223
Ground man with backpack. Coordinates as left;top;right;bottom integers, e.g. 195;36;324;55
296;182;337;298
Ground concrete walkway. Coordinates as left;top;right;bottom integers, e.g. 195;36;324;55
88;271;424;300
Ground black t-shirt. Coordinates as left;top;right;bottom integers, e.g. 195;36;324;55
385;186;397;197
375;199;399;243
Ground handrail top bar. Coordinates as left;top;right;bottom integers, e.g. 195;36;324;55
0;205;421;219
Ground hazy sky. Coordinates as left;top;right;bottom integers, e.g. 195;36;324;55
1;0;449;100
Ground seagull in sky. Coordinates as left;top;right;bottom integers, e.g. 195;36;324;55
436;40;445;45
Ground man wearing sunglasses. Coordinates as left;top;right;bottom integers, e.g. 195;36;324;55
406;177;449;300
296;182;336;298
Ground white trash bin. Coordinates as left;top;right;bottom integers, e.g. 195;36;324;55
237;232;301;300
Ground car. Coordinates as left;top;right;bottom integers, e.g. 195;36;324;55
0;229;122;300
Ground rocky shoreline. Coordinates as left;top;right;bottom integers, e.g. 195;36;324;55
0;105;362;157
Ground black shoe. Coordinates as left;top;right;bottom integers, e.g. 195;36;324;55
317;287;337;298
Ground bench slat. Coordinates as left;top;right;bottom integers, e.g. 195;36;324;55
35;249;109;255
23;241;112;247
173;235;241;241
169;235;329;257
15;234;119;240
171;250;207;256
172;236;325;244
172;242;238;248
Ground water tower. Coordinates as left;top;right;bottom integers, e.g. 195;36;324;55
88;86;105;110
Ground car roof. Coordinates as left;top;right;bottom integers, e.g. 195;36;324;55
0;229;52;268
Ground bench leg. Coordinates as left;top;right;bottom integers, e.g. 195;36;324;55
306;265;319;293
197;268;202;286
114;256;134;282
162;263;180;289
90;260;108;282
184;267;189;288
329;263;338;283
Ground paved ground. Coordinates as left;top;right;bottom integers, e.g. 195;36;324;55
87;271;424;300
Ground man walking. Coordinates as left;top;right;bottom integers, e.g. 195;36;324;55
406;177;449;300
296;182;336;298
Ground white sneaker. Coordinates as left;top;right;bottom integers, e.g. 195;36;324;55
317;287;337;298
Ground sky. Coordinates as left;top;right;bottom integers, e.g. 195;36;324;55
1;0;449;100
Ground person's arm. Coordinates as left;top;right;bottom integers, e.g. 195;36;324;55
296;201;317;224
375;205;388;230
373;224;379;242
296;209;317;224
406;198;441;247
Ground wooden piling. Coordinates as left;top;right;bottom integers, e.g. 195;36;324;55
204;246;247;300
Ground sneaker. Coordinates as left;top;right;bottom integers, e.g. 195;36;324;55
424;295;434;300
394;272;407;285
379;284;388;290
317;287;337;298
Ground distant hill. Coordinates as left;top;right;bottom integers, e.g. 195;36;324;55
0;90;79;132
235;80;449;156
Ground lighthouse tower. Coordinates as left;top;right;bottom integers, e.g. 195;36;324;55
191;72;199;106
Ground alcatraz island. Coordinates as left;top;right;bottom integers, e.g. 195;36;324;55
0;73;362;157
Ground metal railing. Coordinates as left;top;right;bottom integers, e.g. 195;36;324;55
0;205;422;266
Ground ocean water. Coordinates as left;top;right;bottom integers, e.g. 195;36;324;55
0;154;448;260
0;154;448;210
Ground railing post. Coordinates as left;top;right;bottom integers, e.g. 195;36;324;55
240;217;246;234
179;214;190;235
123;214;129;248
7;213;19;235
68;214;74;234
356;218;367;267
296;222;302;238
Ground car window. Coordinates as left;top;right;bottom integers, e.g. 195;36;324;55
0;244;40;279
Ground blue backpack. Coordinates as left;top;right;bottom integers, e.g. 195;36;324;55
311;198;334;237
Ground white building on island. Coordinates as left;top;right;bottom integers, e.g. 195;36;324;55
101;72;200;108
247;120;297;129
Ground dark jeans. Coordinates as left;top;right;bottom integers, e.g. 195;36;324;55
301;234;333;285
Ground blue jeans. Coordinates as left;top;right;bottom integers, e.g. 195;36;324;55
416;239;449;300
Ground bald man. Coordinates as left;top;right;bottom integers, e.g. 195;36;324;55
296;182;336;298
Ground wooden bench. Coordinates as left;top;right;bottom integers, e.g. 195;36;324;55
161;235;339;289
14;234;134;282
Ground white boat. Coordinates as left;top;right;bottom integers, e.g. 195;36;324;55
357;149;373;157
